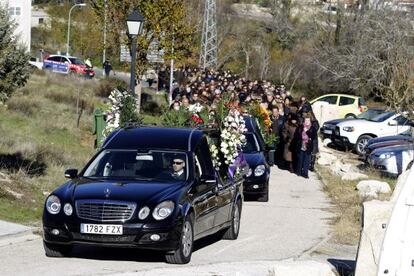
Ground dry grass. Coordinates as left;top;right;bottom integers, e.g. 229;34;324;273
6;97;41;116
317;166;396;245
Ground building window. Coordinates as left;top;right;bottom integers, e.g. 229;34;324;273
8;7;21;16
39;18;44;24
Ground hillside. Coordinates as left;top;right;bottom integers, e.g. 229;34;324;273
0;72;104;225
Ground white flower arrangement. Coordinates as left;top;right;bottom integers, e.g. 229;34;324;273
210;108;246;170
209;144;221;168
102;89;129;139
188;102;203;114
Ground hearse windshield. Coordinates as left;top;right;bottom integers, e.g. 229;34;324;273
83;150;188;182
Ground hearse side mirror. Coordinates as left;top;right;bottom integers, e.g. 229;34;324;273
388;119;398;126
64;169;78;179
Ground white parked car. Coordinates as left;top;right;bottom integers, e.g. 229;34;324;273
332;111;411;155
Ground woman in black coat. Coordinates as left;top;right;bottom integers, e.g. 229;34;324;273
292;115;317;178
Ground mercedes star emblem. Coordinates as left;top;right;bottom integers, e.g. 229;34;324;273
104;188;111;198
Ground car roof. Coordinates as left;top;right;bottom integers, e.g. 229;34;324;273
102;127;205;152
48;54;79;59
313;93;361;99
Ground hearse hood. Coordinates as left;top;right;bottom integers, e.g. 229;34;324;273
67;178;185;203
244;152;266;167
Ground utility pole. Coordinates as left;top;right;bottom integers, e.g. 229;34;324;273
199;0;217;70
169;26;175;105
102;0;107;76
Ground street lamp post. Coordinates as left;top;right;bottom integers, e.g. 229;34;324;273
126;9;145;96
66;3;86;56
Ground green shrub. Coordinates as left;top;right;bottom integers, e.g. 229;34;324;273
141;101;161;115
0;6;31;103
94;78;128;98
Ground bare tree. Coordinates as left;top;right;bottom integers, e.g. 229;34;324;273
268;0;296;49
256;42;271;80
313;7;414;118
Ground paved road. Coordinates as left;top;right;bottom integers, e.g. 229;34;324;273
0;167;333;276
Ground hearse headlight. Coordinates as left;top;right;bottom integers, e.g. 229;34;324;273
63;203;73;216
138;206;150;220
342;126;354;132
379;153;394;159
46;195;61;215
153;201;175;220
254;165;266;177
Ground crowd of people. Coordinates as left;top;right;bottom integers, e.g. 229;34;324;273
158;67;320;179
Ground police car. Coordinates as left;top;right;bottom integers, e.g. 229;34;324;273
43;55;95;78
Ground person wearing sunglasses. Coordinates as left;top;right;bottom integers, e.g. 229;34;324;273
171;158;186;180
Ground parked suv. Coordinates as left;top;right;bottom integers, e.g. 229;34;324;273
310;94;367;119
320;108;385;140
42;127;244;264
43;55;95;78
332;111;411;155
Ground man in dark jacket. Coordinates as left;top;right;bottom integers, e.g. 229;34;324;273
269;107;285;166
103;59;112;77
298;96;313;119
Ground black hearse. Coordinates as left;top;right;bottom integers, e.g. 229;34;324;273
242;116;271;202
42;127;244;264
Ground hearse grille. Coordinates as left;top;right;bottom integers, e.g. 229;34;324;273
76;200;136;222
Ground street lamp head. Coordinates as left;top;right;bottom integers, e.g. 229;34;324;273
78;3;87;7
127;9;145;36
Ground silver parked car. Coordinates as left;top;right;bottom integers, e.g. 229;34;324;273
367;144;413;177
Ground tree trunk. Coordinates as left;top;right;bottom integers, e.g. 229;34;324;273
245;51;250;80
335;3;342;46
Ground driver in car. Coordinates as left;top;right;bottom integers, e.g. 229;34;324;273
171;157;186;181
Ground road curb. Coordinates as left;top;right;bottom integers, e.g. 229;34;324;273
113;260;337;276
0;220;33;241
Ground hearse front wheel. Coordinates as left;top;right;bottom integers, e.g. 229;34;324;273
222;200;242;240
165;215;194;264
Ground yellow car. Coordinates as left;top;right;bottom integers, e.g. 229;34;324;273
310;94;368;118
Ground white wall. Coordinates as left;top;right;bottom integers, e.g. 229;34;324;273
1;0;31;52
31;9;49;28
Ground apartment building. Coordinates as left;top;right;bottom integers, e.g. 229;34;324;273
1;0;31;52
